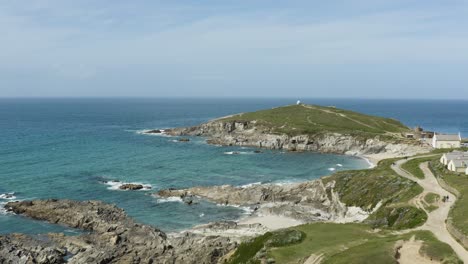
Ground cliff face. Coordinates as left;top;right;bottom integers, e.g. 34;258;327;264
156;179;370;224
163;120;426;156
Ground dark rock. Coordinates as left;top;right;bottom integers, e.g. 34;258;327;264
146;129;162;134
119;184;144;190
178;138;190;142
0;234;66;264
3;199;235;263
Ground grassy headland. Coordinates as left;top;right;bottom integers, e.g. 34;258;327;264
323;159;425;230
221;104;410;137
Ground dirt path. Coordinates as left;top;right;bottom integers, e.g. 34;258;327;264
397;236;438;264
392;159;468;263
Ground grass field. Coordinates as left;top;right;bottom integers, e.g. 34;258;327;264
401;156;436;179
222;104;410;137
430;159;468;236
229;223;461;264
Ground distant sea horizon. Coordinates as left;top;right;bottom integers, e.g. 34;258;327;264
1;98;467;235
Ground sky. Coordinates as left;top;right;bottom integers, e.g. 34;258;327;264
1;0;468;99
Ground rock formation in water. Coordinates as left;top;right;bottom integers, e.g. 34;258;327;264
156;179;366;223
1;199;236;264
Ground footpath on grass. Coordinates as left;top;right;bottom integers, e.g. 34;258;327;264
392;158;468;263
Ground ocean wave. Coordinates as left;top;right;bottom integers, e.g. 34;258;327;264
328;167;336;171
216;203;254;215
156;197;183;203
239;182;262;188
0;193;16;200
223;151;253;155
273;179;300;186
0;202;7;215
336;164;343;167
135;129;171;137
101;180;153;191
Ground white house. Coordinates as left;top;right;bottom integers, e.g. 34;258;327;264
432;133;462;149
447;158;468;173
440;151;468;165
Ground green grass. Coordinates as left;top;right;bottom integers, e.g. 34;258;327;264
222;104;410;138
323;158;425;229
228;232;273;264
430;159;468;236
261;223;461;264
324;159;423;209
424;192;440;204
423;192;439;212
401;156;435;179
416;232;463;263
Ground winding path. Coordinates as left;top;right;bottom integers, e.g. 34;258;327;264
391;158;468;262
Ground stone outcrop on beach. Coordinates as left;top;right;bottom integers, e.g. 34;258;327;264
157;179;366;223
2;200;236;264
158;119;429;157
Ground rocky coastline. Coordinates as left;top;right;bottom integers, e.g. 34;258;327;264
153;119;429;157
1;108;433;263
1;200;236;264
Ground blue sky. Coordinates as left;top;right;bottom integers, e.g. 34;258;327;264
1;0;468;98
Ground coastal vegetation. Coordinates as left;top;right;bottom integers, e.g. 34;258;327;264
323;158;426;229
230;223;461;264
430;159;468;236
221;104;410;137
401;156;435;179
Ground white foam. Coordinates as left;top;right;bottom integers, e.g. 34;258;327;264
0;193;16;200
328;167;336;171
136;129;170;137
361;157;376;168
199;213;205;218
240;182;262;188
273;179;299;186
0;202;7;215
336;164;343;167
216;203;254;215
223;151;252;155
102;181;152;191
156;197;183;203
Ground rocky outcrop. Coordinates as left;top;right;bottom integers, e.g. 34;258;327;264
2;200;236;264
119;183;145;190
156;180;358;223
0;234;66;264
162;120;429;156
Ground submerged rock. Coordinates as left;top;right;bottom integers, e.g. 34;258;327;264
146;129;162;134
178;138;190;142
119;183;144;190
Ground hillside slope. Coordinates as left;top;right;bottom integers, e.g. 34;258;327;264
221;104;409;137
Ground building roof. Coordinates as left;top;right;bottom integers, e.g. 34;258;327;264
450;159;468;168
444;151;468;160
435;134;461;141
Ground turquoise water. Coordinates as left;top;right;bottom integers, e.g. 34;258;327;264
1;98;467;234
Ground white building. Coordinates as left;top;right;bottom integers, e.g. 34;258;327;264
432;133;462;149
440;151;468;165
447;158;468;173
466;167;468;175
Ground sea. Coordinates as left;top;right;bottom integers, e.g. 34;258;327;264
1;98;467;235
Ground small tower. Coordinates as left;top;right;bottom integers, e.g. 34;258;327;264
296;100;301;105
